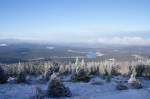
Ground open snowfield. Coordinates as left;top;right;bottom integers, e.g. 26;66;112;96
0;76;150;99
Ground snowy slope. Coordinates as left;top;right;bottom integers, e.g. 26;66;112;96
0;76;150;99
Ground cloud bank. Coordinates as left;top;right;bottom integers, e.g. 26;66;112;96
97;37;150;46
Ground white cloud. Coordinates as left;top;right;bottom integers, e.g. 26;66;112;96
97;37;150;46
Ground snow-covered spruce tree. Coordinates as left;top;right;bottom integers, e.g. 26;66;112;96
75;57;79;66
118;61;132;76
98;62;111;82
89;62;99;75
16;62;26;83
71;68;90;82
128;69;143;89
69;58;90;82
44;62;60;81
70;64;76;74
135;64;145;77
74;57;81;74
105;63;116;82
98;62;107;76
81;58;85;67
48;73;71;97
142;65;150;78
59;64;69;75
17;72;26;83
43;62;52;80
60;64;72;75
65;64;72;74
0;66;8;84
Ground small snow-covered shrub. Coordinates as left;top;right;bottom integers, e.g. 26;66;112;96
71;69;90;82
90;79;104;85
0;66;8;84
48;73;71;97
116;83;128;90
131;81;143;89
17;72;26;83
128;74;137;84
44;68;53;81
105;75;112;82
32;86;45;99
7;77;17;84
128;74;143;89
111;65;120;76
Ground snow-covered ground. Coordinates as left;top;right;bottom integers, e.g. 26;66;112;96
0;76;150;99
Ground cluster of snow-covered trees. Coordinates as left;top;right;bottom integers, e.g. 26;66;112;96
0;58;150;80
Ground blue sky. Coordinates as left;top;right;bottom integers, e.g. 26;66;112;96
0;0;150;44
